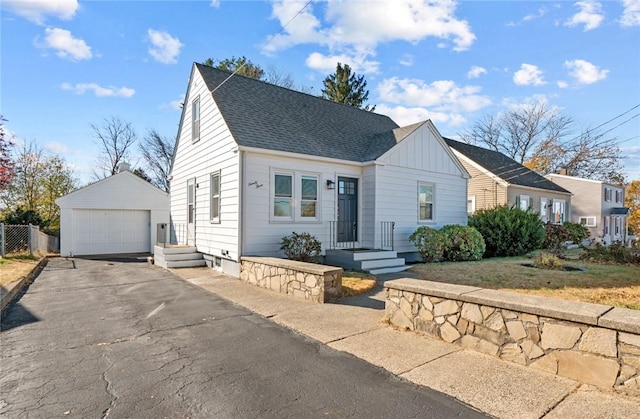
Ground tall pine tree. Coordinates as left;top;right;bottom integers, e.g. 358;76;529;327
321;63;375;111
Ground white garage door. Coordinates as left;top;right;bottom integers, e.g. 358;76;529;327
72;209;150;255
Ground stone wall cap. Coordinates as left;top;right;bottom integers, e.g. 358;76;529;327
598;307;640;334
241;257;342;275
449;289;611;325
383;278;481;299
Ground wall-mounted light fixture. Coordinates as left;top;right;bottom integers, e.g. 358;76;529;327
326;179;335;190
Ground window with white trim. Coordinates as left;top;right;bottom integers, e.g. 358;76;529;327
418;182;434;222
540;197;548;222
210;171;221;223
467;195;476;214
517;195;530;211
192;97;200;142
579;216;596;227
271;171;320;222
615;190;622;203
552;199;566;224
604;216;610;235
604;187;612;202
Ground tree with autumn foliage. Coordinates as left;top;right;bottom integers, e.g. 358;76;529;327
460;101;625;184
626;180;640;238
0;115;13;191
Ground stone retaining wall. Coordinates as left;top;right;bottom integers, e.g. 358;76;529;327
240;257;342;303
384;278;640;390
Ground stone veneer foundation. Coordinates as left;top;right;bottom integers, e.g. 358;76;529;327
240;257;342;303
384;278;640;389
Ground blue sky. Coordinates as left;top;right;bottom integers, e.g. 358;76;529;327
2;0;639;185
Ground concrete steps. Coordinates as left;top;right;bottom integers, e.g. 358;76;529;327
154;245;206;269
325;249;410;275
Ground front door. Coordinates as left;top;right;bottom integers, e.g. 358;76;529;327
187;178;196;246
337;177;358;243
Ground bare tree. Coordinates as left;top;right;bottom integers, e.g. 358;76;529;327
264;66;295;89
460;101;625;183
139;129;174;192
91;116;137;179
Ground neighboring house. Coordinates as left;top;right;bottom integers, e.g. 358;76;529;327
546;174;630;245
56;163;170;257
167;63;470;276
444;139;572;223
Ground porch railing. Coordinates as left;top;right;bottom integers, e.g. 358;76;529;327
380;221;395;251
328;221;358;250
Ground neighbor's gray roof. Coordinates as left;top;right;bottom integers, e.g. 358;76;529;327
444;138;571;194
196;63;400;162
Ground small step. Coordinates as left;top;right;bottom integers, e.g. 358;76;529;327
157;246;198;255
369;265;411;275
360;258;406;270
352;250;397;261
163;253;204;262
166;259;207;268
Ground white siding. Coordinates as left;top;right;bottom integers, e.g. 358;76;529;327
169;66;240;260
242;152;362;257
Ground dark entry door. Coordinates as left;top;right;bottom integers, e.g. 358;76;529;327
337;177;358;243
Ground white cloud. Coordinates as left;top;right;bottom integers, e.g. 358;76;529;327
564;59;609;84
524;7;548;22
264;0;476;73
305;51;380;74
513;63;546;86
147;29;183;64
557;80;570;89
565;1;604;31
61;82;135;98
44;141;71;154
160;95;185;111
2;0;78;25
399;54;413;67
376;104;468;127
621;0;640;26
39;27;92;61
210;0;220;8
467;65;487;79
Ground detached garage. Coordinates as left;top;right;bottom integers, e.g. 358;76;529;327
56;164;169;257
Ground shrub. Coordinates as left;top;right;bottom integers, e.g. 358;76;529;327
468;205;545;258
440;225;485;261
563;221;590;244
280;232;321;263
543;222;572;255
532;252;564;270
580;243;640;265
409;226;447;262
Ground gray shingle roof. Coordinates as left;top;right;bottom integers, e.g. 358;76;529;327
444;138;571;194
196;63;400;162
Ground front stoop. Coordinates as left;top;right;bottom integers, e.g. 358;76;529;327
154;245;206;268
325;249;410;275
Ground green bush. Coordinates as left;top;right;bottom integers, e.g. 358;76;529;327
563;221;590;244
469;205;545;258
580;243;640;265
409;226;447;262
280;232;321;263
440;225;485;261
532;252;564;270
543;222;572;254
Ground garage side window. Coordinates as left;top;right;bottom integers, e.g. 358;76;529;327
418;182;434;222
210;171;221;223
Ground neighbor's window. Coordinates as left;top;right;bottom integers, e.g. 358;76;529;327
192;97;200;142
552;199;566;224
604;216;610;235
210;171;221;223
274;173;293;218
418;182;434;221
540;197;548;222
604;187;612;202
467;196;476;214
300;175;318;218
579;216;596;227
518;195;530;211
615;190;622;203
615;217;621;235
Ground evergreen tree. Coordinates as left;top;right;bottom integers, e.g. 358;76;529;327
321;63;375;111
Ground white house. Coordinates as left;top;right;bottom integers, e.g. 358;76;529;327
167;63;470;276
56;164;170;257
546;173;630;245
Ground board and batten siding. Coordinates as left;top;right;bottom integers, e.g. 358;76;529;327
241;152;362;257
375;122;468;253
170;67;240;260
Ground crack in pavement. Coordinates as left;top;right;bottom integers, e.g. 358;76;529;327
100;350;118;419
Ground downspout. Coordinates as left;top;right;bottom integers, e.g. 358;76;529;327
237;150;244;262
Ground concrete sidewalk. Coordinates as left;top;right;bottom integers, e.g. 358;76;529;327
169;267;640;419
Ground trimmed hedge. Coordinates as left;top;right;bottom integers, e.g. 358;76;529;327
409;224;485;262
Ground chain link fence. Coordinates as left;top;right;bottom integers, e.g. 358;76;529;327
0;223;59;257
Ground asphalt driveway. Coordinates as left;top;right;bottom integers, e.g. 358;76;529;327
1;257;484;418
